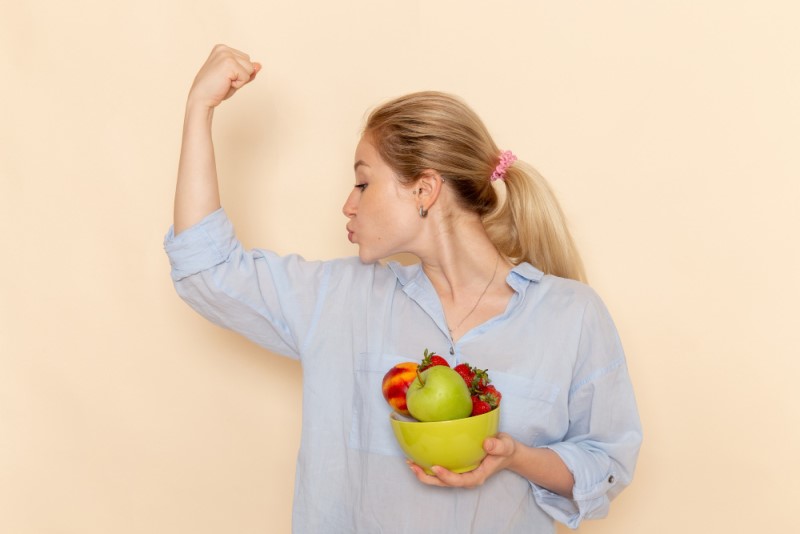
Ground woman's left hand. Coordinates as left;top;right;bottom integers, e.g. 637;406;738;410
407;432;518;488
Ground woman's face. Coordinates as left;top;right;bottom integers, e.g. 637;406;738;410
342;137;419;263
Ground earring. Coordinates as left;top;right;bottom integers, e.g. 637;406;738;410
419;206;428;218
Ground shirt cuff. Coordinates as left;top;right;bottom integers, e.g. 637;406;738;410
533;442;618;529
163;208;236;282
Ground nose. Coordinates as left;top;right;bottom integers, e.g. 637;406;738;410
342;188;358;218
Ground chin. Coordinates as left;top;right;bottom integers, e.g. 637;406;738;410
358;251;380;264
357;246;389;264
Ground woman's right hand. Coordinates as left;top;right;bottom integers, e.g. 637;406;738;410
187;44;261;110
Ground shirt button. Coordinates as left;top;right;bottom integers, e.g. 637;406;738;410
608;475;615;484
449;347;454;355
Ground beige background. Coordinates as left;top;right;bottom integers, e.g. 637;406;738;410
2;1;798;532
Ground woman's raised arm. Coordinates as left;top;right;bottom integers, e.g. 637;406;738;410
173;45;261;235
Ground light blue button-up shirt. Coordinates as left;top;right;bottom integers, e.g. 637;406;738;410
164;208;642;533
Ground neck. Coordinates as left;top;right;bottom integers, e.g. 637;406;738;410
408;200;515;342
399;187;516;340
417;215;507;301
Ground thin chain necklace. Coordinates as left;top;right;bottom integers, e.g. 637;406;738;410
447;253;501;337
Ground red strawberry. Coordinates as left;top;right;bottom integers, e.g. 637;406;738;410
480;385;502;408
418;348;449;372
453;363;475;386
471;396;492;416
471;368;490;392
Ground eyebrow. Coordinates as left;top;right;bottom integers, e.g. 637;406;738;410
354;160;370;171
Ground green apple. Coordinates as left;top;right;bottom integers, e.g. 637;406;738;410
406;366;472;422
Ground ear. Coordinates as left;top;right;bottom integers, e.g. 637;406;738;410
413;170;445;211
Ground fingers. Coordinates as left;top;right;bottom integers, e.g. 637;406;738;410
210;44;255;72
220;49;258;89
407;461;448;487
189;44;262;109
429;466;484;489
407;461;485;489
484;432;515;458
407;434;519;489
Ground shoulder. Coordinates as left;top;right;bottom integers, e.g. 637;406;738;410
512;262;603;311
540;275;617;327
539;274;602;305
510;266;622;342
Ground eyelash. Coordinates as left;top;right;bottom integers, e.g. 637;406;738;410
355;183;367;191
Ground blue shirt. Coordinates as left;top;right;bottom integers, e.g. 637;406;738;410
164;208;642;533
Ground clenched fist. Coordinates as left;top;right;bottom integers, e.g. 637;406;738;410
187;44;261;110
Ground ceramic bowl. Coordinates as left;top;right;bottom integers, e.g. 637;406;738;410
389;408;500;475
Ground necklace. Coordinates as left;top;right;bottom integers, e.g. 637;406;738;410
447;253;501;337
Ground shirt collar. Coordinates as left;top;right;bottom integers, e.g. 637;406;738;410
507;261;544;290
387;260;544;291
385;261;426;288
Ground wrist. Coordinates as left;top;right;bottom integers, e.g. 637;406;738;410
504;437;527;474
184;98;215;120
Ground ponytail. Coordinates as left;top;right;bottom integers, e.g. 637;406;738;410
483;163;586;282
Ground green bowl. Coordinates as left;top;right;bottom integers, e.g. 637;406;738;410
390;408;500;475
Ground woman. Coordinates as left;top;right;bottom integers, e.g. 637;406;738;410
165;45;642;533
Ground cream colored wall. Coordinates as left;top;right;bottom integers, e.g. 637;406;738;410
2;1;798;532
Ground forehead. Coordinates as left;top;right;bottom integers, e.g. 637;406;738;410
353;137;397;179
354;137;379;164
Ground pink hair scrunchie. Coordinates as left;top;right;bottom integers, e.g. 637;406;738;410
490;150;517;182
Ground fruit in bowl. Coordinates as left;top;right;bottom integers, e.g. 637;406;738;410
390;406;500;474
383;349;503;474
406;365;473;422
381;362;419;417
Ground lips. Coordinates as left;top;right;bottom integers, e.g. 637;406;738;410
346;226;355;243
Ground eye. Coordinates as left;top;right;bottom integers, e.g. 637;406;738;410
355;183;368;192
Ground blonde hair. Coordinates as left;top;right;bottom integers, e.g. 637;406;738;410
364;91;586;282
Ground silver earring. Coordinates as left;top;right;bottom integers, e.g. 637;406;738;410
419;206;428;218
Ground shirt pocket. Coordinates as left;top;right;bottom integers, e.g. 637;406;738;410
490;371;561;446
348;352;408;456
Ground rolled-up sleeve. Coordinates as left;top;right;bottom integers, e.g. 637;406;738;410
163;209;331;359
534;293;642;529
165;209;239;282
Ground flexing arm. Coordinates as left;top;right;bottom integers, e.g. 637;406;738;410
173;45;261;235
